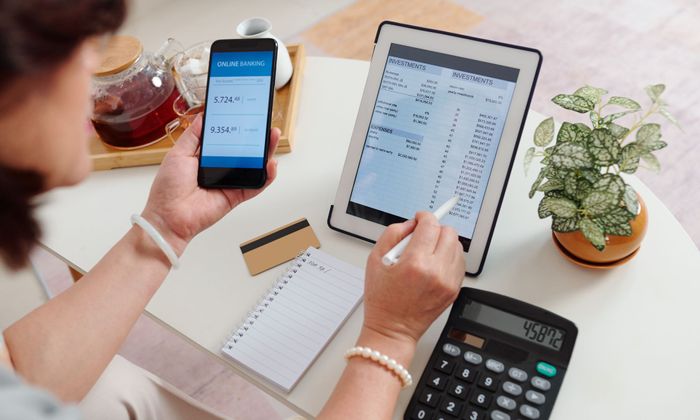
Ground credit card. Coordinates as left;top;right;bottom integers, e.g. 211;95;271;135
240;218;320;275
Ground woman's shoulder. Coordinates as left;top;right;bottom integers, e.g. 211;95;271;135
0;366;81;419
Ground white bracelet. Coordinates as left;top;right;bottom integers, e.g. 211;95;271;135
345;346;413;388
130;214;180;269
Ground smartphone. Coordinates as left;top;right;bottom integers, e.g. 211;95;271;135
197;39;277;188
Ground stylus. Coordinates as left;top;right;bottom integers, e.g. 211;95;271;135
381;196;460;266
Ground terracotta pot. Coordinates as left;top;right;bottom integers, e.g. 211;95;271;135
552;194;648;268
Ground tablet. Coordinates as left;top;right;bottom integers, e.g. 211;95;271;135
328;22;542;276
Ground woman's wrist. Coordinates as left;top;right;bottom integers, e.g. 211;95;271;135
139;209;190;257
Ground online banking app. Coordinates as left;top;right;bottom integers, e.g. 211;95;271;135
348;44;519;249
201;51;273;169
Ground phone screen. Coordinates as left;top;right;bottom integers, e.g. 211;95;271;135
200;50;273;175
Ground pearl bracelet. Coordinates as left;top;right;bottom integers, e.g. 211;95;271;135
345;346;413;388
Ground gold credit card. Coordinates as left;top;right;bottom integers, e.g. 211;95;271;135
240;218;320;275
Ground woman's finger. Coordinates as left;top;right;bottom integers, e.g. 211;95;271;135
372;219;418;257
402;212;441;258
434;226;460;261
172;113;203;157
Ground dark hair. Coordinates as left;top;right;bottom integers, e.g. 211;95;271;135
0;0;126;269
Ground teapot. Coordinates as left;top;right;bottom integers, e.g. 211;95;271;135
91;36;183;149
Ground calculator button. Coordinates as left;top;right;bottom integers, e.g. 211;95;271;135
507;367;528;382
520;404;541;419
463;408;486;420
495;395;516;411
485;359;505;373
535;361;557;378
455;365;477;383
432;414;456;420
442;343;462;357
501;381;522;397
530;376;551;391
464;351;483;365
419;389;441;408
470;391;492;409
525;390;546;405
427;372;448;391
447;381;469;400
410;405;432;420
477;374;498;392
439;396;463;417
489;409;511;420
434;357;456;374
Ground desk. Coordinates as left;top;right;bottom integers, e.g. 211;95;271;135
37;57;700;419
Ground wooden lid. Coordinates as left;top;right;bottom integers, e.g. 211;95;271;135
95;35;143;77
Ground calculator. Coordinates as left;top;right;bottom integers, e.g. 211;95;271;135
405;287;577;420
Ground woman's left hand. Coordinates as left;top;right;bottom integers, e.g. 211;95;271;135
141;114;279;255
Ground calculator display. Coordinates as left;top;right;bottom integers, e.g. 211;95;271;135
461;300;565;351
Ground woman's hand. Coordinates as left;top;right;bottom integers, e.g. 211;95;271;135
362;212;465;355
141;114;279;255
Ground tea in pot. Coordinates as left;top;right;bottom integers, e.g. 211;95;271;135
91;36;180;149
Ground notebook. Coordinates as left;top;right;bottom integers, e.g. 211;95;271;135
222;246;364;392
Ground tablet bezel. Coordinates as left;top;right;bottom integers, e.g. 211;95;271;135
328;21;542;276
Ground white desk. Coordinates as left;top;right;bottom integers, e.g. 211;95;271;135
37;57;700;419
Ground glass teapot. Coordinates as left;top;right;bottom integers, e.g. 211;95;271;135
91;36;184;149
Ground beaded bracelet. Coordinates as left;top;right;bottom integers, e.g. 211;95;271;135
345;346;413;388
130;214;180;269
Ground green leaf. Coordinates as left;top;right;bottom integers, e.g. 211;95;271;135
587;128;622;166
575;123;592;133
538;178;564;192
541;196;579;218
641;152;661;172
529;168;546;199
592;174;625;199
579;169;601;184
552;216;579;232
538;198;553;218
608;123;629;139
534;117;555;147
563;176;578;198
593;206;635;235
580;217;606;250
645;84;666;101
590;112;600;127
593;207;634;228
623;185;639;215
607;96;641;110
524;147;535;175
582;191;617;216
574;86;608;103
601;110;635;125
619;143;644;173
659;107;680;128
556;122;590;145
636;123;661;145
550;143;593;169
552;94;595;113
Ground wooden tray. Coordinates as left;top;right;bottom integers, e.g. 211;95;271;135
90;44;306;171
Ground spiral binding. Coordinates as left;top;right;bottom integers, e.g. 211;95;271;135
223;249;311;350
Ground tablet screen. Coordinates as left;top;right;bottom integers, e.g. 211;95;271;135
347;44;519;250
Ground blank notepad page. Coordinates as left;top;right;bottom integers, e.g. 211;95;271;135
221;247;364;392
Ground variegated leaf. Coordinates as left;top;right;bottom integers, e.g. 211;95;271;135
552;94;595;113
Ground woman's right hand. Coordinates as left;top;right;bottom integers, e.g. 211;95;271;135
361;212;465;355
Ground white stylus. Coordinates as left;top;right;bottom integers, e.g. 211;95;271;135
381;196;460;266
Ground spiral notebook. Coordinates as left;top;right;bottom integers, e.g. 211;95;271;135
222;246;364;392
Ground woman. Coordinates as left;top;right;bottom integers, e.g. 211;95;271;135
0;0;465;419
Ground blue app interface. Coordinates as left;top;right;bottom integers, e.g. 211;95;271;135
201;51;273;169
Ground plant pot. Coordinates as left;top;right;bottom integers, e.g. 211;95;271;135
552;194;648;269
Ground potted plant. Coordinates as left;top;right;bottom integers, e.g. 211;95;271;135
525;84;678;268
